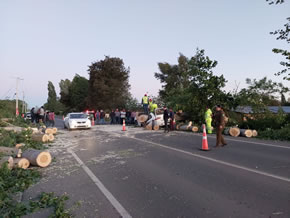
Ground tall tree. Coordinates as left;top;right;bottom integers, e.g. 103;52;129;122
69;74;89;111
267;0;289;80
59;79;71;107
45;81;57;111
155;49;229;122
87;56;130;110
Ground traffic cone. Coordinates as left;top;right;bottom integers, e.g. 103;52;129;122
62;115;64;120
201;124;210;151
91;116;95;126
122;119;126;131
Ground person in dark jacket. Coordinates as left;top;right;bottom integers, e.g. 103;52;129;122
100;110;105;125
110;110;115;124
163;106;169;133
169;109;175;130
213;105;227;147
30;107;35;123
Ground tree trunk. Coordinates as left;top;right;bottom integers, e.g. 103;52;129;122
145;124;152;130
52;127;58;134
176;123;184;130
0;156;14;169
224;127;240;137
137;115;148;123
191;126;199;132
178;125;193;131
252;130;258;137
153;125;160;131
0;147;22;157
45;128;53;134
240;129;253;138
1;126;24;133
22;149;52;167
15;143;25;149
47;134;54;142
13;158;30;169
31;133;49;142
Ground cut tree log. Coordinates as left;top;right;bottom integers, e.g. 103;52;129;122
178;125;193;131
47;134;54;142
176;123;184;130
153;125;160;131
1;126;24;133
224;127;240;137
0;147;22;157
191;126;199;132
52;127;57;134
252;130;258;137
15;143;25;149
145;124;152;130
240;129;253;138
31;133;49;142
22;149;52;167
13;158;30;169
137;114;149;123
0;156;14;169
45;128;53;135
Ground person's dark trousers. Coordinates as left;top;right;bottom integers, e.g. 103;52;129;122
110;117;115;125
31;115;35;123
164;119;169;132
216;126;226;146
152;120;155;130
115;117;120;125
143;104;148;114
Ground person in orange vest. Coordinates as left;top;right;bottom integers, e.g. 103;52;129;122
141;94;149;114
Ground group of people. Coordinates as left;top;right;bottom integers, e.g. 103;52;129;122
30;106;55;127
94;109;137;125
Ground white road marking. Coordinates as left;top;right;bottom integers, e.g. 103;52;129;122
68;148;132;218
130;137;290;183
178;131;290;150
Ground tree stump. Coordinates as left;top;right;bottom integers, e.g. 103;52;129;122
224;127;240;137
22;149;52;167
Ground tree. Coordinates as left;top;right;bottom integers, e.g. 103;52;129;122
45;81;57;111
87;56;131;110
59;79;71;107
69;74;89;111
155;49;229;123
267;0;290;80
235;77;289;110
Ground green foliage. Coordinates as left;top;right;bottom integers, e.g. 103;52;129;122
87;56;131;110
258;125;290;141
235;77;289;110
0;129;47;150
267;0;289;80
155;49;230;123
69;74;89;111
0;100;25;119
46;81;58;112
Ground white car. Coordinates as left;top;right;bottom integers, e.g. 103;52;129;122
64;113;91;130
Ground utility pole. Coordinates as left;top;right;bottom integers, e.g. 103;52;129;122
22;91;25;114
15;77;24;116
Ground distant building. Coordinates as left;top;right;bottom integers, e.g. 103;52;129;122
234;106;290;114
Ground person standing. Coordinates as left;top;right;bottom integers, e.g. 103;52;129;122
146;112;155;130
44;111;50;126
130;111;136;125
115;109;120;124
120;109;126;124
126;110;131;125
169;109;175;131
205;106;213;134
163;106;169;133
95;110;100;124
49;111;55;127
213;105;227;148
141;94;149;114
100;110;105;124
110;110;115;124
30;107;35;123
39;106;45;123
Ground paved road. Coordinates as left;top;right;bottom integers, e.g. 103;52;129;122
60;125;290;218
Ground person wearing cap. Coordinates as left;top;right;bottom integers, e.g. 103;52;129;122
213;105;227;147
141;94;149;114
205;106;213;134
163;106;169;133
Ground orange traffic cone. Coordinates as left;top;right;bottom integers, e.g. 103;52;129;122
201;124;210;151
62;115;64;120
122;119;126;131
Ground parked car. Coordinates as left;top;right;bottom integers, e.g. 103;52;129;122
24;112;31;121
64;112;91;130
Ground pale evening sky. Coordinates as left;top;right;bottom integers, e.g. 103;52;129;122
0;0;289;108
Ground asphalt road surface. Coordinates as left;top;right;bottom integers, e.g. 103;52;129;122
32;120;290;218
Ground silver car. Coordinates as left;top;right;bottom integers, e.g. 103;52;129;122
64;113;91;130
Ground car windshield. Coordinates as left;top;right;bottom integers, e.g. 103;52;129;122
70;113;87;119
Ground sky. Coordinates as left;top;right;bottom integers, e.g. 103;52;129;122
0;0;289;108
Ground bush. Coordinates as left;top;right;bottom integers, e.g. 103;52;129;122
257;125;290;141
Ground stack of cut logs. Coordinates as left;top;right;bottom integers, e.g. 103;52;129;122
0;127;57;170
176;122;199;132
224;127;258;138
